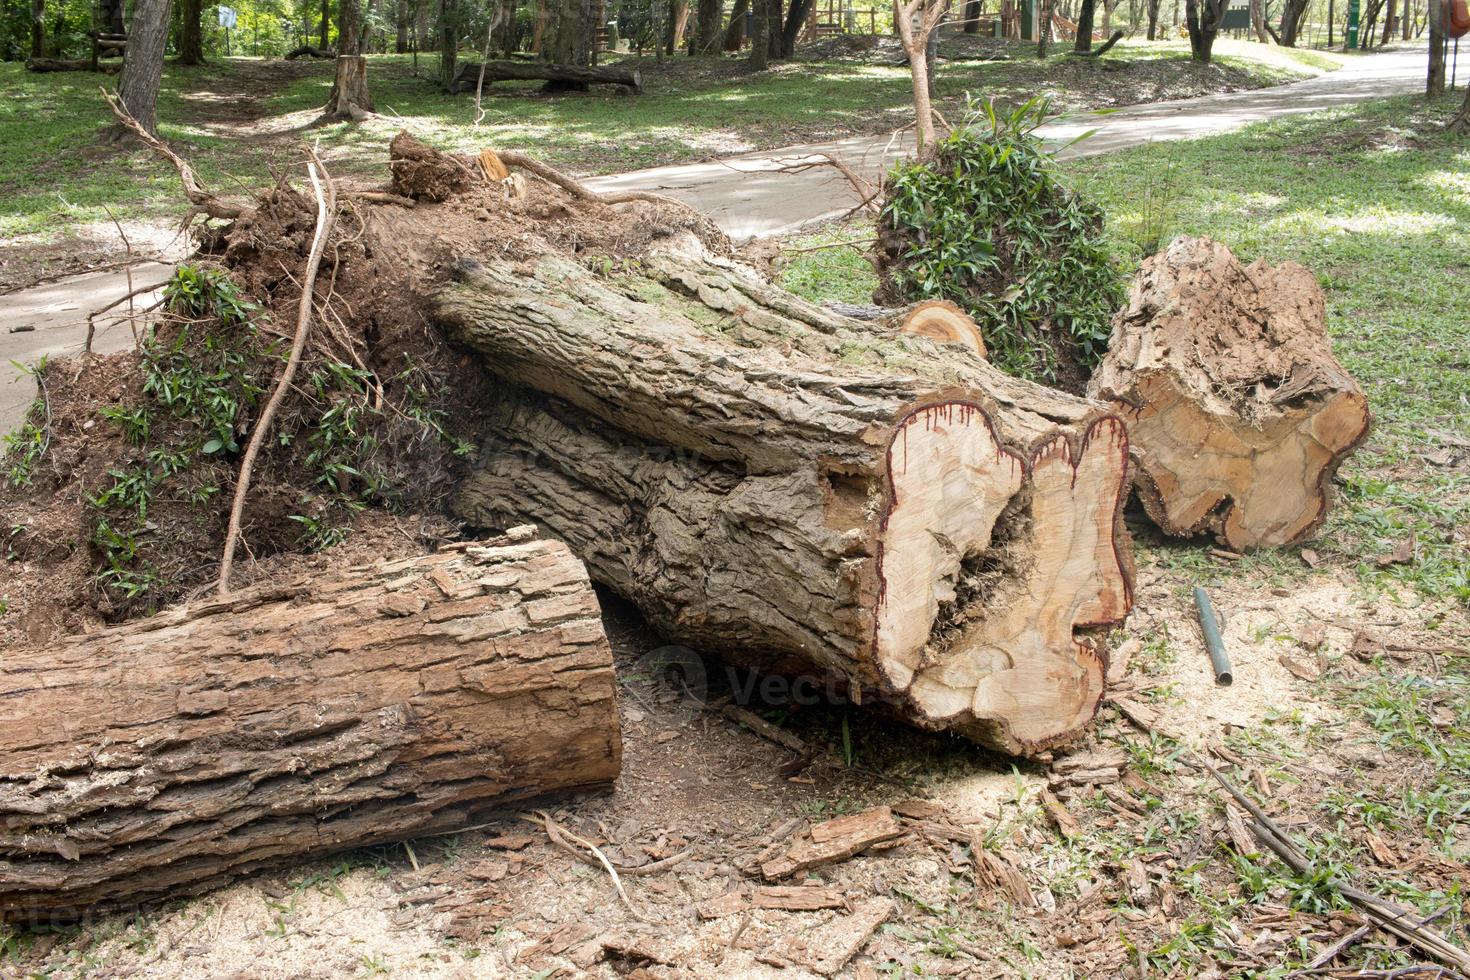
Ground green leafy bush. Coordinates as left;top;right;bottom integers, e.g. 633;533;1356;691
877;99;1126;389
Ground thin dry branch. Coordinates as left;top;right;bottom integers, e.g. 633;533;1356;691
1204;761;1470;973
770;152;882;213
86;279;170;352
217;149;338;596
495;150;690;210
101;87;246;220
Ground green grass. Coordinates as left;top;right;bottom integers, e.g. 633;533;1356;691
0;38;1332;247
780;93;1470;605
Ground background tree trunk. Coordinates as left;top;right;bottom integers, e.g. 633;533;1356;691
1186;0;1224;59
1427;23;1445;93
749;0;769;65
439;0;458;88
1146;0;1160;36
723;0;750;48
30;0;45;57
964;0;982;31
179;0;204;63
1037;0;1054;54
546;0;591;64
693;0;723;50
326;0;373;115
108;0;171;140
778;0;813;55
1074;0;1096;49
396;0;410;51
320;0;331;47
1277;0;1306;43
0;537;622;924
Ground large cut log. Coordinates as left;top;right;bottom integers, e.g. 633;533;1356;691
448;60;642;94
439;239;1135;754
25;57;119;72
0;533;621;924
1088;236;1370;550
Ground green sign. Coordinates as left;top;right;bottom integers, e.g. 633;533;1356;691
1347;0;1360;47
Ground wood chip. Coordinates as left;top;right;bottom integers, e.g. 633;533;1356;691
1300;548;1324;568
761;807;903;880
759;898;894;976
1112;697;1163;735
1279;654;1322;681
1376;533;1415;567
1107;638;1142;684
484;833;537;851
1366;833;1398;866
973;848;1036;908
1041;789;1080;840
1224;804;1257;857
696;890;748;920
890;799;945;820
753;885;848;912
1126;857;1151;906
1052;749;1127;775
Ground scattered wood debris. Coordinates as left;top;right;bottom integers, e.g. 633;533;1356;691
973;848;1036;908
761;807;904;880
757;898;894;976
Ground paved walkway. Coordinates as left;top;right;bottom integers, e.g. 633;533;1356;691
587;46;1427;239
0;46;1428;433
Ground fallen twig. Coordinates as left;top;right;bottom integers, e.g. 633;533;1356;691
523;811;654;922
86;278;170;352
1297;907;1453;974
1204;760;1470;972
101;87;246;220
217;148;338;596
496;149;692;210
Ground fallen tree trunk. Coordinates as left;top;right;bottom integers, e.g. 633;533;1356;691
0;533;621;924
447;60;642;94
1088;236;1370;551
284;43;336;58
25;57;119;72
440;240;1135;754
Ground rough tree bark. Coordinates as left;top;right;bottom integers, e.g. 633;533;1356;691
1451;81;1470;133
320;0;331;47
437;240;1135;755
396;0;410;51
0;536;621;924
31;0;46;57
778;0;813;54
1278;0;1307;43
723;0;751;49
1147;0;1160;37
749;0;770;66
1074;0;1096;50
325;0;374;117
439;0;458;88
693;0;724;51
546;0;591;64
179;0;204;64
1088;237;1370;551
108;0;172;140
1186;0;1226;59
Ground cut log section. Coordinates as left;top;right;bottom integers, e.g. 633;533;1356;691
448;60;642;94
0;533;621;923
25;57;119;72
439;238;1134;754
1088;236;1370;550
898;299;988;359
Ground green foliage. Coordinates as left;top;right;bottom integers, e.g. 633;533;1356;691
163;264;254;326
880;99;1126;384
1;415;45;489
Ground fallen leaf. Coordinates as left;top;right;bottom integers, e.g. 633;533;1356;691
1278;654;1321;681
1300;548;1324;568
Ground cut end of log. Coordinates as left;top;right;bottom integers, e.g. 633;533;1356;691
872;407;1132;753
1089;236;1371;550
897;300;988;359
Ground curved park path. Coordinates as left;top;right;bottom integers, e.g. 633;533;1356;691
0;46;1429;432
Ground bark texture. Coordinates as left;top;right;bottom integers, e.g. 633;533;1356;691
109;0;172;138
1088;236;1370;551
0;536;621;923
438;240;1134;754
179;0;204;64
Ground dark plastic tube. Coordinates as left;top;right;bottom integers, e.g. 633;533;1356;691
1193;586;1233;686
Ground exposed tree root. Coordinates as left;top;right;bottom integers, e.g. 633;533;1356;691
101;87;247;220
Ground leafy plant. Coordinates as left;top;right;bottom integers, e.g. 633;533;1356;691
879;98;1126;386
162;265;254;325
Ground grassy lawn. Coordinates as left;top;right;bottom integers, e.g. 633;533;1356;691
780;93;1470;608
0;38;1335;259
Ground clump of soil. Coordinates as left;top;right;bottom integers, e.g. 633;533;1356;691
0;132;730;647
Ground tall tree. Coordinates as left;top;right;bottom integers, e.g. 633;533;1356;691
320;0;331;47
896;0;951;152
693;0;722;50
1074;0;1096;49
546;0;590;63
749;0;769;65
109;0;172;140
1185;0;1226;59
439;0;457;86
179;0;205;64
326;0;374;115
1277;0;1307;43
1036;0;1054;54
723;0;750;49
1450;78;1470;132
963;0;981;31
777;0;813;55
31;0;45;57
1426;16;1445;94
396;0;410;50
